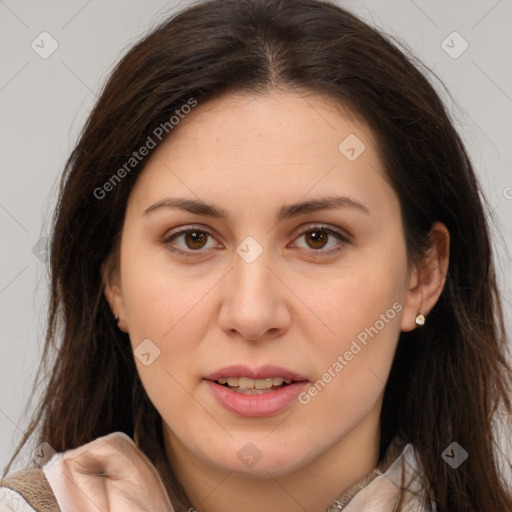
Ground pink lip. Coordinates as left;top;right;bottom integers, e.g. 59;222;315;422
205;380;308;417
204;364;308;381
203;364;309;418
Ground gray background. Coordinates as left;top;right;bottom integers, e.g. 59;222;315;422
1;0;511;471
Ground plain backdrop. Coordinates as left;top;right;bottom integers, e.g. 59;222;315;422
1;0;511;472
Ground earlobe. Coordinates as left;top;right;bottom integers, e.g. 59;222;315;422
400;222;450;333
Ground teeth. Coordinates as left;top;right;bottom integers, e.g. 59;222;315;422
256;378;273;389
239;377;255;389
216;377;293;389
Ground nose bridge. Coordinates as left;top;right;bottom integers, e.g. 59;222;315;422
231;235;276;300
218;235;289;339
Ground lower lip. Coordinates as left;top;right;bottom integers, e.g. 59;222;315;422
205;380;308;418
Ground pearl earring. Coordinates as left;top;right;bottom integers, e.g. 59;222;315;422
415;311;426;326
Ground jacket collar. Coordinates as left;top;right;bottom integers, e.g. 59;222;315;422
326;438;435;512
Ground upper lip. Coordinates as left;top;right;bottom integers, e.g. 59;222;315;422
204;364;308;382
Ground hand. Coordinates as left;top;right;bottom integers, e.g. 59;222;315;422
43;432;175;512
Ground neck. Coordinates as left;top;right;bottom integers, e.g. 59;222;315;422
163;399;382;512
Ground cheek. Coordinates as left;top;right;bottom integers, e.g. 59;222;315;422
294;250;406;412
123;266;214;432
300;256;405;350
295;299;402;445
119;244;218;411
120;238;213;347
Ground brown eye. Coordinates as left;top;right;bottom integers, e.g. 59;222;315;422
182;230;209;250
293;224;350;255
162;227;220;258
304;229;330;250
162;224;350;259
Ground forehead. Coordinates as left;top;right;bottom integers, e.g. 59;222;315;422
153;89;376;162
126;89;395;220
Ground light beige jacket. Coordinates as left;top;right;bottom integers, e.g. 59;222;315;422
0;432;435;512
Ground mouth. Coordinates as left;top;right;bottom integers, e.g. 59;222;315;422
203;365;309;417
214;376;296;394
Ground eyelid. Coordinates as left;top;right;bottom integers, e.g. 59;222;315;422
289;223;351;255
161;224;222;258
293;223;351;243
161;223;351;258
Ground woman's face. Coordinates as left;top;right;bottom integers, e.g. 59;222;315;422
108;89;420;477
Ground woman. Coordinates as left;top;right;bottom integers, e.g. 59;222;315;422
1;0;511;510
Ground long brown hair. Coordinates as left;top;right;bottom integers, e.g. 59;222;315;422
3;0;512;510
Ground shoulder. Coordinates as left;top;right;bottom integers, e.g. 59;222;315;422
0;433;137;512
0;468;59;512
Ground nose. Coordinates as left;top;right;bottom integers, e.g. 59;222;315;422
217;244;291;342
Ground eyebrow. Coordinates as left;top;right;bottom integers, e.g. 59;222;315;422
142;195;370;222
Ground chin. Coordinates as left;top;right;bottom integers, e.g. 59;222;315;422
199;439;317;477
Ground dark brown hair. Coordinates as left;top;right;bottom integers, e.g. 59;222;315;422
4;0;512;510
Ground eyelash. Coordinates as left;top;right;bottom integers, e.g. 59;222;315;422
161;224;351;259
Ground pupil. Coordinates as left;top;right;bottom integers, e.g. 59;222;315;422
186;231;206;249
307;230;327;249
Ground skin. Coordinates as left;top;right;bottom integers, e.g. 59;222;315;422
105;89;449;512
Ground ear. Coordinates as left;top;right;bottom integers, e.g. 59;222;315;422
401;222;450;332
101;250;129;333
